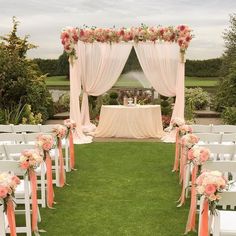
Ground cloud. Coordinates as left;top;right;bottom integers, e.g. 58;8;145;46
1;0;235;59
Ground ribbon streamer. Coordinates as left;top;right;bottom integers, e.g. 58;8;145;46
69;129;75;169
6;199;17;236
185;165;198;233
45;152;54;208
173;128;180;172
29;170;38;233
199;198;209;236
58;138;65;187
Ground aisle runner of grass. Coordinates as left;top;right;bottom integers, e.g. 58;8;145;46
39;143;197;236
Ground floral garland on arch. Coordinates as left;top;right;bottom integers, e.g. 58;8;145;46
60;24;193;63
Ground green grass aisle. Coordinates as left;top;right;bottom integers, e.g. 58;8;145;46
39;143;197;236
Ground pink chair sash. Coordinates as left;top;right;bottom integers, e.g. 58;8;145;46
29;170;38;233
45;152;54;208
199;198;209;236
58;138;65;187
69;130;75;169
173;128;180;172
6;199;17;236
185;165;198;233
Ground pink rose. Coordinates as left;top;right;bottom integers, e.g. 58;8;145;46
0;186;8;198
179;25;186;31
20;161;30;170
12;176;21;185
187;149;194;160
42;143;53;151
205;184;216;195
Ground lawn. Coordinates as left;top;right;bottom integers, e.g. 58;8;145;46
37;142;197;236
46;75;219;88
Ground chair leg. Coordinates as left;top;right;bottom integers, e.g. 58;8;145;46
55;149;60;187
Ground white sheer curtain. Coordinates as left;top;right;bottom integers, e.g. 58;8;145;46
134;42;185;120
69;44;92;143
77;41;132;132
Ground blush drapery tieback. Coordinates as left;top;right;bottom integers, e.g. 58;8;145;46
6;199;17;236
173;128;180;172
69;129;75;169
45;152;54;208
58;138;65;187
199;198;209;236
185;165;198;233
29;170;38;233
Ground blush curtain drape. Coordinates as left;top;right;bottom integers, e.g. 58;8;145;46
134;42;185;120
77;41;132;132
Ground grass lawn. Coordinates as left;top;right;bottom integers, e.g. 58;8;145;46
37;142;197;236
46;75;219;88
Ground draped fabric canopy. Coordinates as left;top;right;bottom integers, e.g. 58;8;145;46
69;41;186;142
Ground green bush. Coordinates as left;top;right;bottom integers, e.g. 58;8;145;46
185;87;211;110
222;107;236;125
160;97;172;116
0;18;54;123
54;93;70;113
109;92;119;99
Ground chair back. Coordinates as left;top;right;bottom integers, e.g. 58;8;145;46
0;133;25;144
40;125;55;133
0;125;14;133
4;144;36;160
196;133;222;144
13;124;41;133
191;124;212;133
212;125;236;133
221;133;236;143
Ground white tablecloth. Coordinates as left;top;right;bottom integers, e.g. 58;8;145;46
94;105;163;138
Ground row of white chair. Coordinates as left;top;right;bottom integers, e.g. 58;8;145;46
190;124;236;134
0;160;34;236
0;124;53;133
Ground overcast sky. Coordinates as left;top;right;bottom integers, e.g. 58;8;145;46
1;0;235;60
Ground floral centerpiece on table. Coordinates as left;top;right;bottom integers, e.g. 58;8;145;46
187;146;210;166
196;170;228;214
0;172;20;210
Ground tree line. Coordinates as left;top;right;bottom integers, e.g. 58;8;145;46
34;49;223;78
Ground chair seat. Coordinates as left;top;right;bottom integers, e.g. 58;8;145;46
15;180;31;197
220;211;236;235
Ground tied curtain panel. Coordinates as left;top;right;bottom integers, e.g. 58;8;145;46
134;42;185;120
78;41;133;132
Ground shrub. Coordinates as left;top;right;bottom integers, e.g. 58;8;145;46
53;93;70;113
109;92;119;99
222;107;236;125
185;87;211;110
0;18;54;123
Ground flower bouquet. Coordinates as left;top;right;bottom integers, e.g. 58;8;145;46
0;172;21;235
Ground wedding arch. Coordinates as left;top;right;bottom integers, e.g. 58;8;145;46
60;25;193;143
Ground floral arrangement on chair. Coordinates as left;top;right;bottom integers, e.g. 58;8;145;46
37;134;55;208
0;172;21;235
52;125;67;187
187;146;210;166
196;170;227;212
181;133;199;149
171;117;185;128
64;119;76;170
19;149;43;233
178;124;192;137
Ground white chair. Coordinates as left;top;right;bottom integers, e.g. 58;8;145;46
0;133;25;144
40;125;70;172
0;160;32;236
198;192;236;236
0;144;6;160
13;124;41;133
191;124;213;133
23;132;60;187
212;125;236;133
4;144;46;208
0;124;14;133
